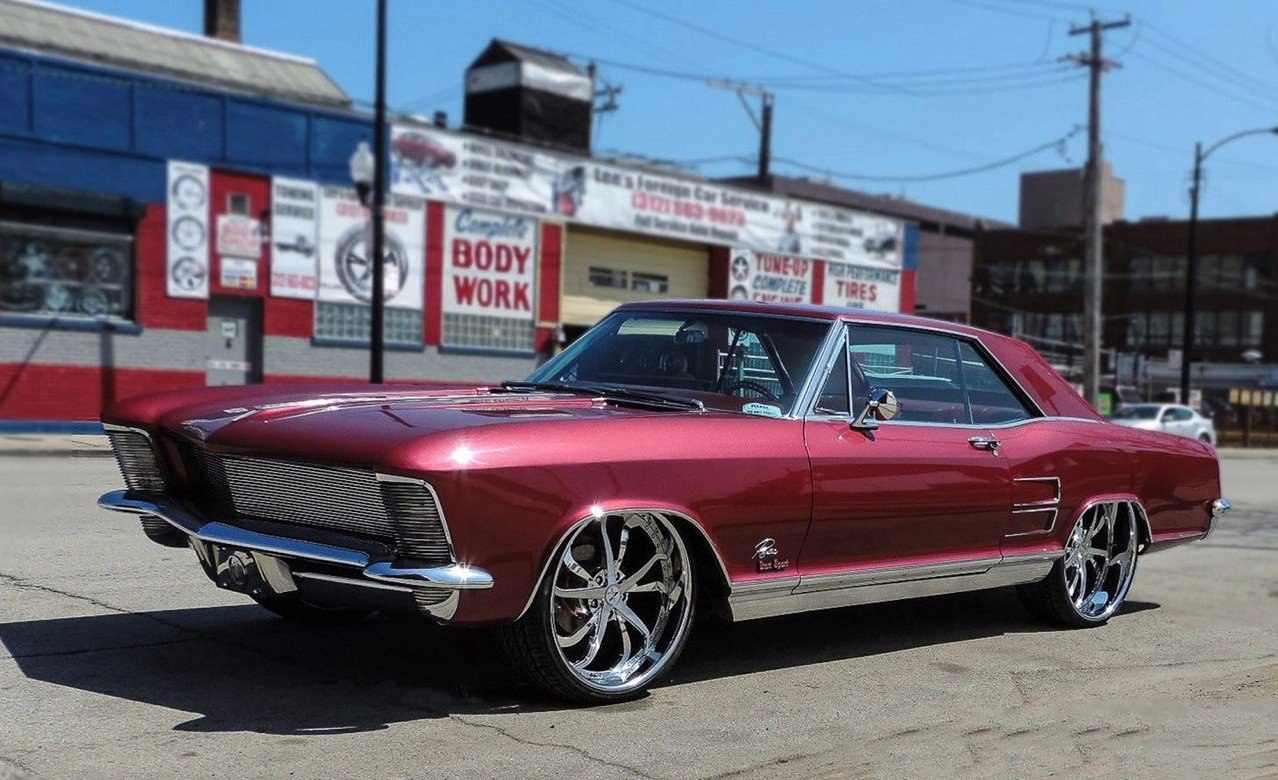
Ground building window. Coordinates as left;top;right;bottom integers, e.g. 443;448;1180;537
1243;311;1264;348
227;193;251;216
0;222;134;321
314;301;422;346
631;271;669;294
442;312;534;353
589;266;627;289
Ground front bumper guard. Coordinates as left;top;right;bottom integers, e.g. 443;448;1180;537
98;489;494;597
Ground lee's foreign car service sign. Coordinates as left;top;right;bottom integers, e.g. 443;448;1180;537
442;206;537;322
390;124;903;270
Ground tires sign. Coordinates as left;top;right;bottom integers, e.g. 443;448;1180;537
166;161;209;299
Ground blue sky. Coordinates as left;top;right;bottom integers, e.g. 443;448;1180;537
67;0;1278;223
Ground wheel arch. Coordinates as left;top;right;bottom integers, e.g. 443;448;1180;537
514;504;732;622
1068;494;1152;554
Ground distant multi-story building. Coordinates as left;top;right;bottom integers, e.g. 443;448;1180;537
971;215;1278;396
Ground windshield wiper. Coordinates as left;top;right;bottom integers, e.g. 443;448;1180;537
498;381;703;411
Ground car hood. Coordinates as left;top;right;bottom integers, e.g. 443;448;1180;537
128;385;706;466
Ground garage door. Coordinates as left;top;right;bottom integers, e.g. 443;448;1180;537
562;228;709;327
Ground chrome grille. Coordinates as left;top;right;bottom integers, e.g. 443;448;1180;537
183;447;453;563
108;430;166;491
381;480;451;561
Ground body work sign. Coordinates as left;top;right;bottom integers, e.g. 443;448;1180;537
442;206;537;321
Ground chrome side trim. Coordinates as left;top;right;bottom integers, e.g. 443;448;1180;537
1006;476;1062;537
97;490;493;594
726;551;1062;622
515;507;732;621
794;557;1000;593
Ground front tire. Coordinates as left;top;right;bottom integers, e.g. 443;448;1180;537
1019;500;1140;628
499;511;696;703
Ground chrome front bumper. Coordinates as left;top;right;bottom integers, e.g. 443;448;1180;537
98;489;493;618
1205;497;1231;539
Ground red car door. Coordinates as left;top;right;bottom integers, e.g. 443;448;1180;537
798;325;1034;576
801;419;1010;575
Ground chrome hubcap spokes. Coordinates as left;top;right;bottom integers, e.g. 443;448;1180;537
551;511;693;693
1063;501;1140;620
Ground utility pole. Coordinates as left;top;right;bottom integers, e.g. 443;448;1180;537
1067;14;1129;407
707;79;774;183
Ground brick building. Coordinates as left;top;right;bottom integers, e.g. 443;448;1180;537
971;215;1278;397
0;1;928;423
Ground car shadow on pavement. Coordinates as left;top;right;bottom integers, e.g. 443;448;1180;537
0;590;1161;732
665;590;1161;688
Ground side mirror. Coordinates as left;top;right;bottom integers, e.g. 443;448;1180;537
850;389;899;431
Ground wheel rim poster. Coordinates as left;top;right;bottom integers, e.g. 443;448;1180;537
166;160;210;299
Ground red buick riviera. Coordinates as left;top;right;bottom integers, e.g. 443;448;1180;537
99;300;1228;702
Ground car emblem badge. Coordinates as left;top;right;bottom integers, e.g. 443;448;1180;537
753;537;789;573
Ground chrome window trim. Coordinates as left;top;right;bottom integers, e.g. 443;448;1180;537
375;471;458;561
787;320;848;420
802;413;1103;430
802;321;1049;422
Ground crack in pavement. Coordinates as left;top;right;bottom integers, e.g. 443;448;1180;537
447;714;662;780
0;754;37;780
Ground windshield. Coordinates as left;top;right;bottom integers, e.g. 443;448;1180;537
525;309;832;415
1113;405;1160;420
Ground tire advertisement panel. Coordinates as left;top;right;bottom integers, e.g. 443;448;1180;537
389;124;903;269
166;160;210;299
442;206;538;321
728;248;814;304
269;177;319;299
317;186;425;311
822;261;902;312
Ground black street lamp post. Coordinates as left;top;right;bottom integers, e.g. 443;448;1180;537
348;0;389;385
1179;127;1278;405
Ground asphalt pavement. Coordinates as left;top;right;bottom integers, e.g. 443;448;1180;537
1;451;1275;779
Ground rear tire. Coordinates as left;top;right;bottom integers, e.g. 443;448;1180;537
498;511;696;703
1020;500;1140;628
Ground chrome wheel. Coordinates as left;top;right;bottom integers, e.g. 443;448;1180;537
549;511;694;695
1061;501;1139;621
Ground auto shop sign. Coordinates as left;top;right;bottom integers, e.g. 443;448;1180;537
390;123;903;268
823;261;901;312
270;176;319;299
317;186;425;310
443;206;537;320
729;248;814;304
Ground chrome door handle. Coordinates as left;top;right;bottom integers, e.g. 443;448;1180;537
969;436;1001;454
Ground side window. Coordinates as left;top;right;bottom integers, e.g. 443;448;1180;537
849;326;966;424
813;325;1035;425
956;342;1034;424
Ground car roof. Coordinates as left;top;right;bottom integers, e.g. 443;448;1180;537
616;299;1001;341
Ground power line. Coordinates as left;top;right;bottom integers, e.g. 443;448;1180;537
769;127;1082;183
602;0;914;93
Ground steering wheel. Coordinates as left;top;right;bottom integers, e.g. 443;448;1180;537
723;379;781;400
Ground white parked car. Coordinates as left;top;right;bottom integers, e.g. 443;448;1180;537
1111;403;1216;444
